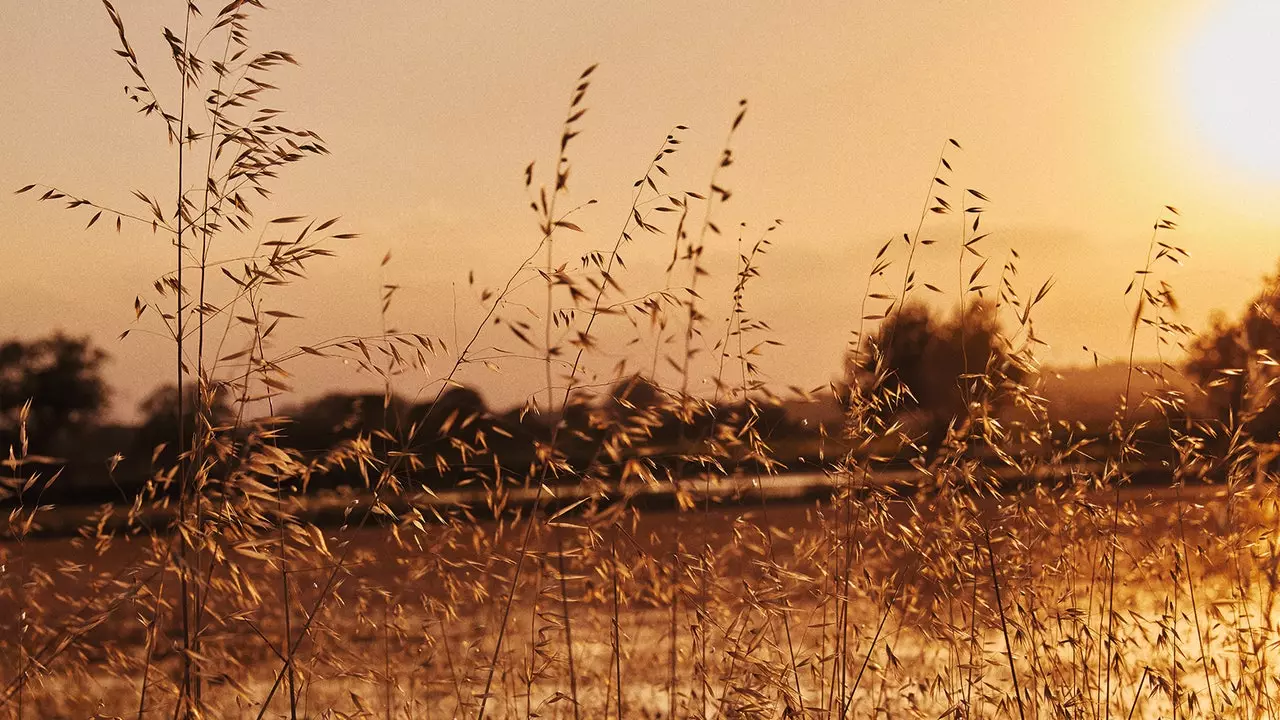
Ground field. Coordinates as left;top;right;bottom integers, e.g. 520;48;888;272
5;478;1280;719
8;2;1280;719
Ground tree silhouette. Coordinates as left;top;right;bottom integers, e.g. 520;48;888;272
421;386;487;438
286;392;403;452
0;333;108;453
1186;313;1248;423
1186;261;1280;438
846;301;1017;447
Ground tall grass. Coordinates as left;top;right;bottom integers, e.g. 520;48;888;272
6;3;1280;720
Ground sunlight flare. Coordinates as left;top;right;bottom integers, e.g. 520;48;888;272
1184;0;1280;181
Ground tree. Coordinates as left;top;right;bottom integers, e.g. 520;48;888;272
0;333;108;452
286;392;404;451
421;386;488;436
1186;261;1280;438
607;374;676;441
1186;313;1248;423
845;301;1017;446
608;374;665;418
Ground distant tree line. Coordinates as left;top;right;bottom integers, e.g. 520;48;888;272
7;262;1280;505
0;338;814;503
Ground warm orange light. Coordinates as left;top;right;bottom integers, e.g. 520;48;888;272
1184;0;1280;182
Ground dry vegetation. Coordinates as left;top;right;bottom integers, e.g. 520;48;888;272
7;3;1280;719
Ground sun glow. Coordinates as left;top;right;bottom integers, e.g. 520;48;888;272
1184;1;1280;182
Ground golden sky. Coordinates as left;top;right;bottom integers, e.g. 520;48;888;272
3;0;1278;421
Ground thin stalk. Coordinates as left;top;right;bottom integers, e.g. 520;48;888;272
1125;667;1149;720
526;558;540;720
384;595;393;720
555;529;580;720
189;26;236;716
841;568;906;718
679;102;746;410
965;539;980;719
669;550;680;720
612;533;624;720
172;7;195;716
1177;478;1215;716
883;141;950;354
985;528;1027;720
440;616;467;718
1106;220;1164;720
136;567;170;720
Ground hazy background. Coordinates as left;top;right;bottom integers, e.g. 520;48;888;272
3;0;1277;421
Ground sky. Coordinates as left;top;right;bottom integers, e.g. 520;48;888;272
3;0;1279;422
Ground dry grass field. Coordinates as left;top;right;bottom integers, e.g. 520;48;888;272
5;481;1280;719
7;3;1280;719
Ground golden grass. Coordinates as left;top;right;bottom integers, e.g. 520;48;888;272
7;3;1280;719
